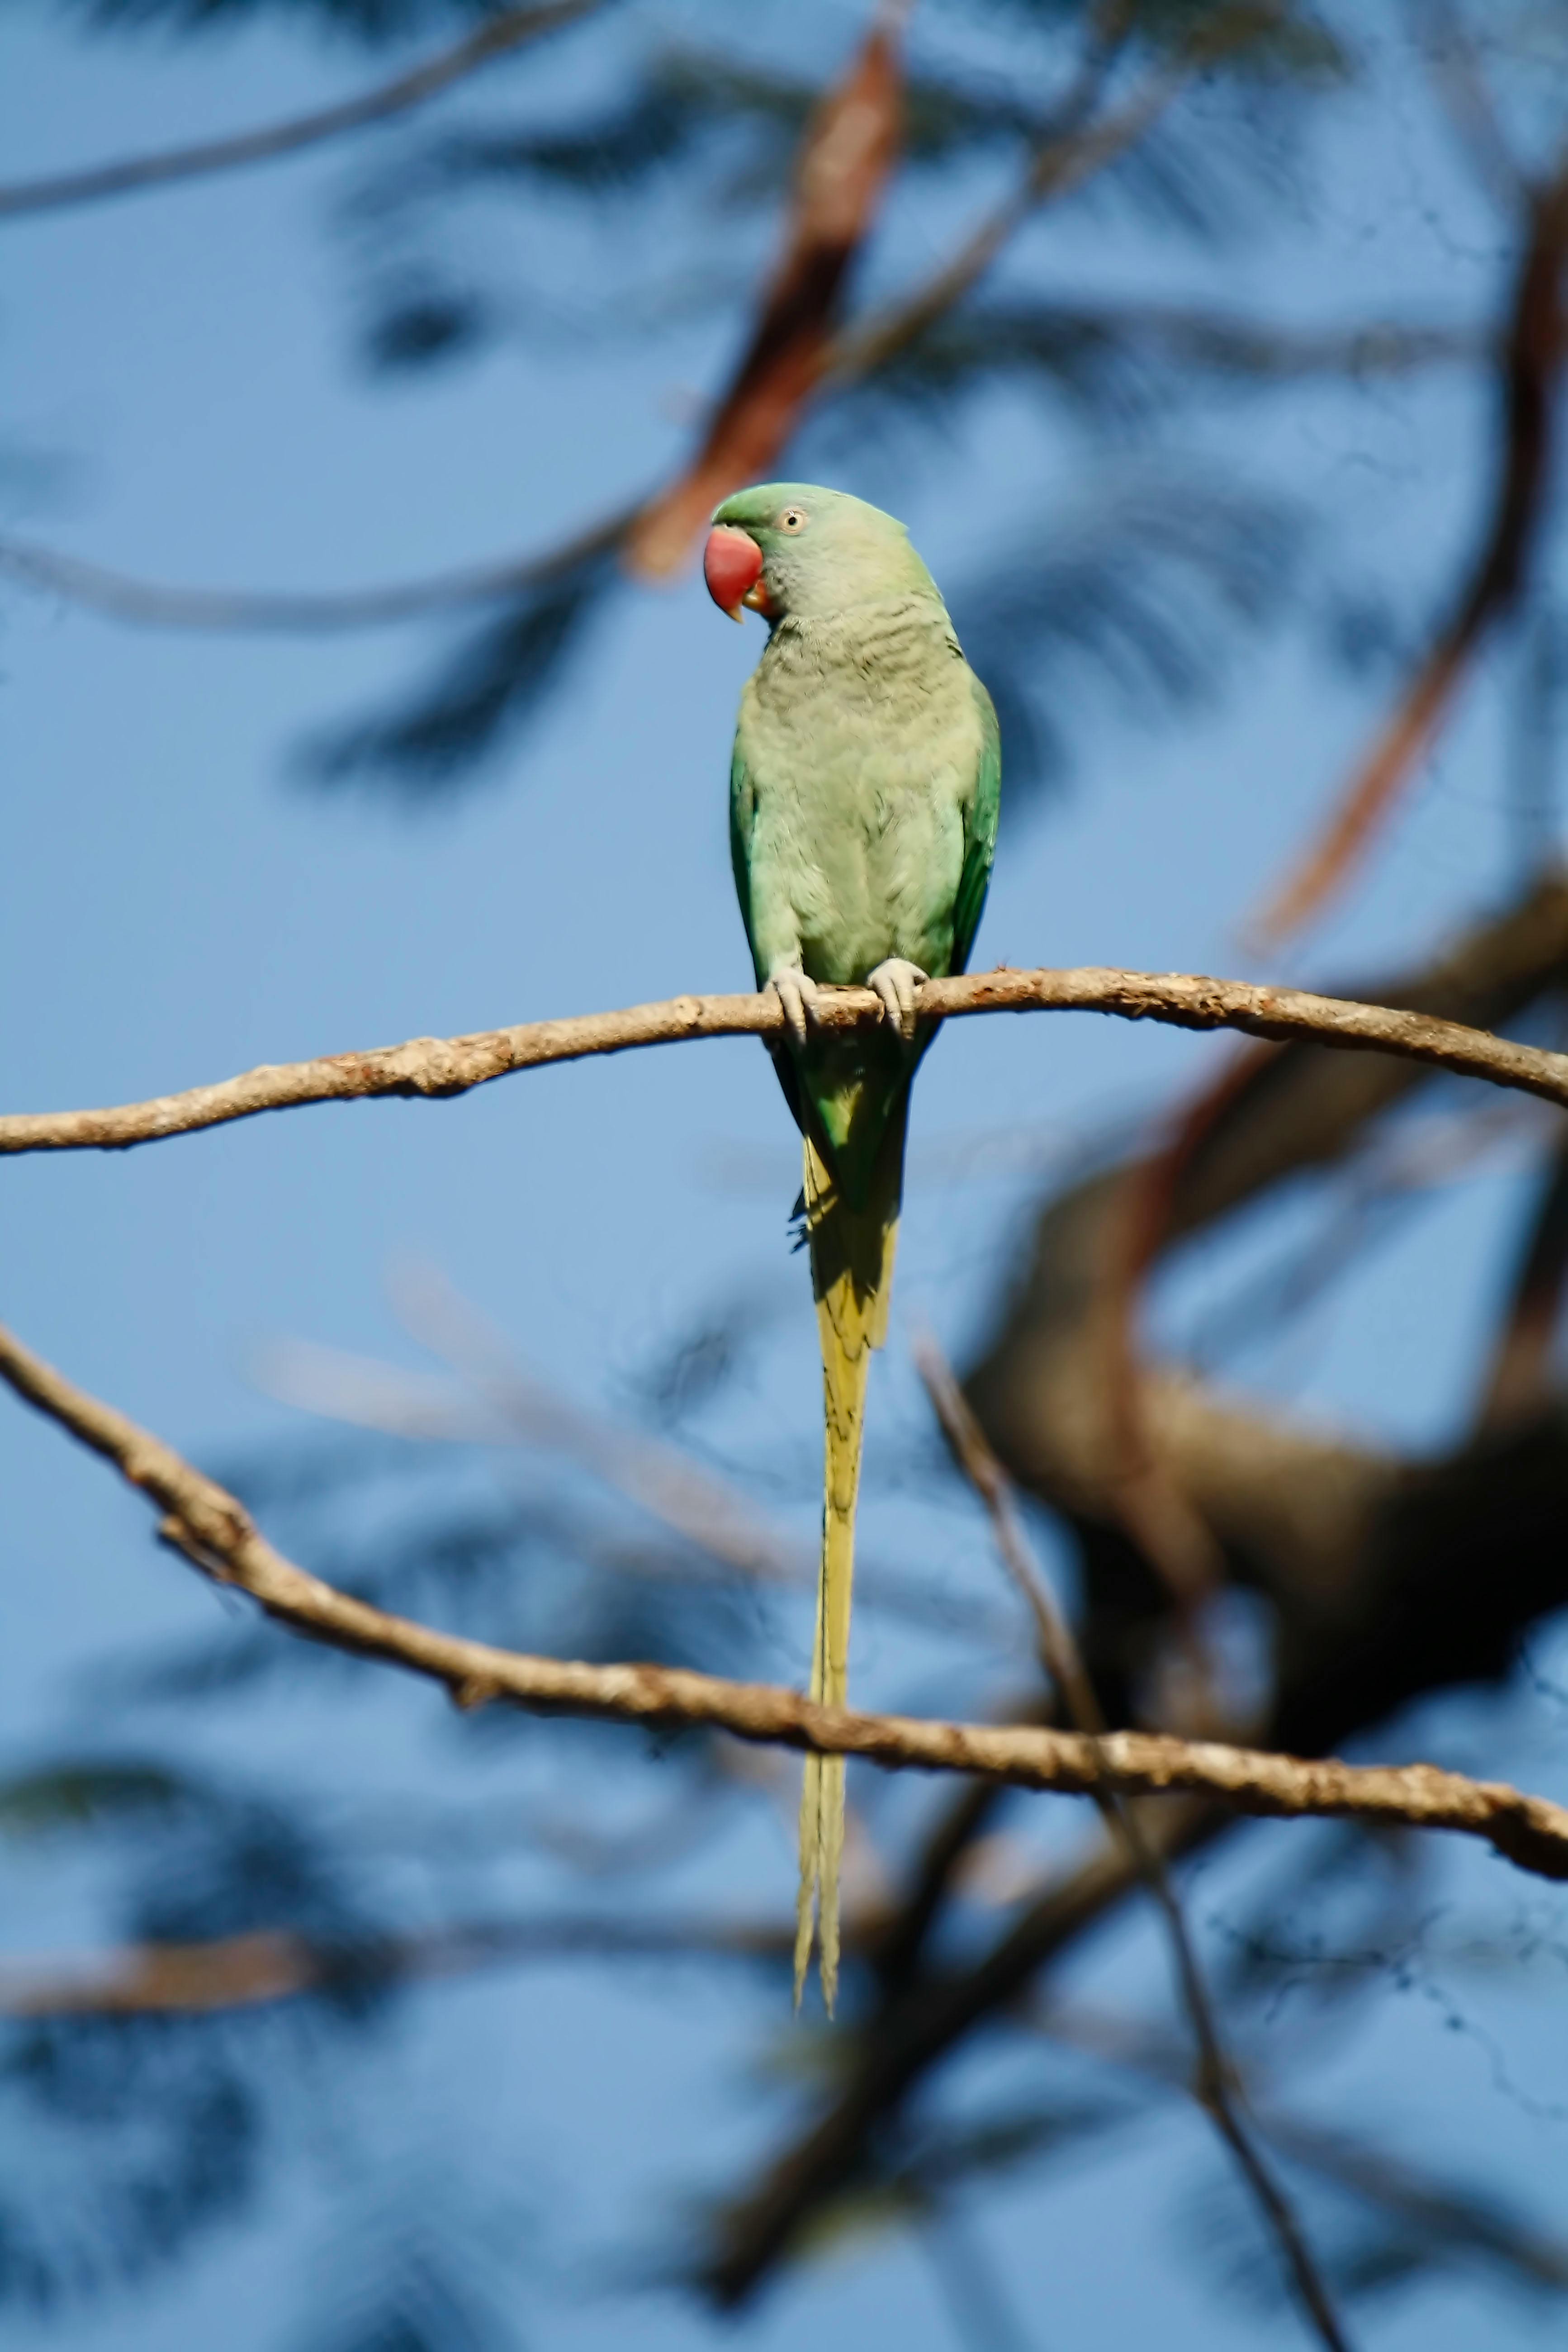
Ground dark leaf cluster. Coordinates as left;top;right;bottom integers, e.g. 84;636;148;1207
954;474;1303;791
302;562;608;793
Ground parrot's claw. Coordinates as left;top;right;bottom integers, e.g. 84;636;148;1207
770;968;822;1045
867;958;928;1041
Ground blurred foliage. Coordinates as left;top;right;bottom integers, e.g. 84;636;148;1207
303;1;1347;792
59;0;511;48
0;1762;200;1838
10;0;1568;2346
301;564;607;794
952;474;1303;786
285;2198;535;2352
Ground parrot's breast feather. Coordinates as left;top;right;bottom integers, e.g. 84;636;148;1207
736;601;985;989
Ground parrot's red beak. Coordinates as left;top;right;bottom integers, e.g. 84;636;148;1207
704;525;767;623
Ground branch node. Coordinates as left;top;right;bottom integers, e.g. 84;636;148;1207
451;1675;501;1712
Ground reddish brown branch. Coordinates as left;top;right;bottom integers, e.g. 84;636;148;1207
625;12;905;579
824;66;1178;384
1251;159;1568;945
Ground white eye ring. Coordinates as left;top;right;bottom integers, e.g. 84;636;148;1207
779;506;808;533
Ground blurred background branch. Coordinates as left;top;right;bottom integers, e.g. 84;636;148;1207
8;2;1568;2346
0;0;605;218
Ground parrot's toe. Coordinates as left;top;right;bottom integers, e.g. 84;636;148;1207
867;958;928;1040
770;968;821;1044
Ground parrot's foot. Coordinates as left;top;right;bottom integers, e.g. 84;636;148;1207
769;967;822;1044
867;957;928;1041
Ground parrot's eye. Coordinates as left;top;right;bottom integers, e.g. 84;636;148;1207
778;506;808;533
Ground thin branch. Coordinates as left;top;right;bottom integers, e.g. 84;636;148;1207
706;1794;1227;2304
8;965;1568;1158
1036;1999;1568;2297
624;8;906;579
0;6;1468;649
828;0;1317;389
0;24;1184;635
867;1703;1046;1998
0;76;1156;634
825;67;1182;386
915;1334;1351;2352
1042;306;1483;382
0;1912;785;2018
2;1314;1568;1883
0;313;1478;632
1095;1046;1267;1614
0;505;634;633
919;2207;1039;2352
254;1333;1011;1642
0;0;603;222
1410;0;1525;211
283;1257;802;1582
1247;151;1568;945
0;313;1479;632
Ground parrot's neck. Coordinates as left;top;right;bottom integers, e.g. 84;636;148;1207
763;593;962;677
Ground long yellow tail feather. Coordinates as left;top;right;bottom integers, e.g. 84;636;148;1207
794;1112;905;2013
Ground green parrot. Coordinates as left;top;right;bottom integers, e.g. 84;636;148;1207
703;483;1001;2012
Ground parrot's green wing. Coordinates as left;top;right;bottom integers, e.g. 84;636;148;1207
730;739;762;981
949;674;1001;978
732;736;812;1140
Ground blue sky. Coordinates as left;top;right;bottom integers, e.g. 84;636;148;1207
4;3;1568;2345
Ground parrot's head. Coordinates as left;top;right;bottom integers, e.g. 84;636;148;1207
703;483;936;627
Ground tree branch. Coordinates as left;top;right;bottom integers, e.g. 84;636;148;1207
916;1332;1351;2352
1411;0;1525;211
1037;1998;1568;2297
823;65;1181;386
709;887;1568;2303
1247;148;1568;945
0;312;1478;633
0;1912;785;2018
0;15;1311;642
0;0;603;222
1;1314;1567;1886
0;505;633;633
624;10;906;579
706;1796;1226;2303
7;965;1568;1157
